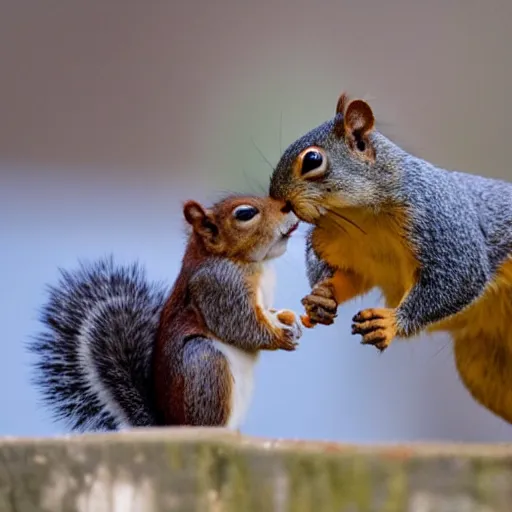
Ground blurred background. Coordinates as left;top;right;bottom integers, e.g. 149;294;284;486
1;0;512;442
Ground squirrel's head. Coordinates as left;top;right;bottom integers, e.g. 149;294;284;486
269;93;395;223
183;196;299;262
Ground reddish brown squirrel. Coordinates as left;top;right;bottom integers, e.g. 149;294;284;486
30;195;301;431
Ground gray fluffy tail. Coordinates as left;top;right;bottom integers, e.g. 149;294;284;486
29;256;168;432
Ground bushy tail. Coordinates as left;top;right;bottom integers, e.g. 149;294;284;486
29;256;168;432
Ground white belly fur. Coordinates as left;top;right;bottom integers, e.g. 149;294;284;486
211;341;258;429
212;262;276;430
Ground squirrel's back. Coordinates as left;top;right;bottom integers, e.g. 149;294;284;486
29;257;168;431
396;153;512;274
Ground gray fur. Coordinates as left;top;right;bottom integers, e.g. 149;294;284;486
189;258;278;349
305;226;335;288
270;112;512;336
29;257;168;431
181;337;231;425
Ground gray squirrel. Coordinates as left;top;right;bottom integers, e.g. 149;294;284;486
269;91;512;425
30;195;301;431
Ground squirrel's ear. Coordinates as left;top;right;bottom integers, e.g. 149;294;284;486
333;92;349;137
342;99;376;160
343;99;375;137
335;92;349;116
183;201;219;242
183;200;205;225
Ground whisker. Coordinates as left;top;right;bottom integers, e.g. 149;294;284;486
241;168;266;195
251;138;275;172
292;192;357;236
317;206;348;234
432;339;451;359
324;207;366;234
327;215;349;234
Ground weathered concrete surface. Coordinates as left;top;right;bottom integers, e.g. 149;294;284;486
0;428;511;512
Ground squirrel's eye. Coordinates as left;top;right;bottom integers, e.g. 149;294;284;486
233;205;259;222
302;151;323;174
299;148;327;178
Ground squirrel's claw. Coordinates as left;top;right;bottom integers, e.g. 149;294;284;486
301;284;338;326
351;308;397;352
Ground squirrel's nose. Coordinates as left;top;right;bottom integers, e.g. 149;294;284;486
281;201;293;214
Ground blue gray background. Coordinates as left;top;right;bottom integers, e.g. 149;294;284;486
2;1;512;441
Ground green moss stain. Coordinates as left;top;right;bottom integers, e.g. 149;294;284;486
220;452;252;512
285;453;377;512
3;435;512;511
380;462;407;512
165;442;185;472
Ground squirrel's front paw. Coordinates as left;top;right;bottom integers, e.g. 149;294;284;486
301;280;338;327
269;309;302;351
351;308;397;352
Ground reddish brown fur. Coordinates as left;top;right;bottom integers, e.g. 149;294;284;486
336;92;349;115
333;93;377;162
344;100;375;133
342;99;376;163
182;195;288;262
333;92;349;138
153;238;216;425
152;194;295;425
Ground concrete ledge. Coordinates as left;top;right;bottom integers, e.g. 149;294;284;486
1;428;512;511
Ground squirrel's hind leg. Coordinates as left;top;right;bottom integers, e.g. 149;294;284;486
453;331;512;425
181;337;234;427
